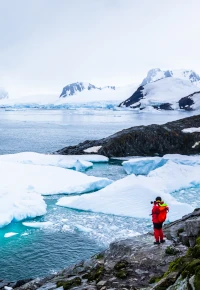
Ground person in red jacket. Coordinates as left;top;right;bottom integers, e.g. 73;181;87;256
152;196;168;245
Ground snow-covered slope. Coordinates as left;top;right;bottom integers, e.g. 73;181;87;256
141;68;200;87
60;82;115;98
119;77;200;111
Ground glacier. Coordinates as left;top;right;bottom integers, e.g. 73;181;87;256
0;84;137;109
57;161;198;222
0;160;112;228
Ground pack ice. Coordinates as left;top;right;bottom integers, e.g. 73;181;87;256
57;161;197;221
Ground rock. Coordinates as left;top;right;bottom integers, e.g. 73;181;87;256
96;280;107;286
55;115;200;157
37;282;57;290
151;272;178;289
0;281;9;289
185;217;200;237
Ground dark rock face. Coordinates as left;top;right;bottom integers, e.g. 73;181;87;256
178;91;200;110
119;85;144;108
60;82;96;98
56;115;200;157
153;103;173;110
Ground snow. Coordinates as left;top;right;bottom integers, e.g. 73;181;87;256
0;152;108;171
83;146;102;153
141;78;200;110
182;127;200;133
57;161;197;222
4;232;19;238
0;160;112;228
22;221;53;228
141;68;200;87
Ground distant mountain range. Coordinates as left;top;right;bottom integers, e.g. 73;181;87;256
141;68;200;86
60;82;115;98
119;69;200;111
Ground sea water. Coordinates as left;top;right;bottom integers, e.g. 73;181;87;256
0;108;198;280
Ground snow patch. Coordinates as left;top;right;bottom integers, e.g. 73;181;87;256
84;146;102;153
192;141;200;148
182;127;200;133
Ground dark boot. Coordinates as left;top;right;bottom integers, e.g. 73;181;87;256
160;239;165;243
154;241;160;245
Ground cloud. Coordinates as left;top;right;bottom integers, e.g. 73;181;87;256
0;0;200;97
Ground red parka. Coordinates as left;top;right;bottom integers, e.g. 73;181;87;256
152;203;161;223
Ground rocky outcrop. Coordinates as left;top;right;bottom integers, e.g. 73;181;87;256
5;208;200;290
56;115;200;157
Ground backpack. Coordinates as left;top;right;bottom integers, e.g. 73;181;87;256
157;203;168;223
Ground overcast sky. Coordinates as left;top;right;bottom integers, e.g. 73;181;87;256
0;0;200;97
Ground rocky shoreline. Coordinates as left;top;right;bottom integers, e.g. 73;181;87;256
2;208;200;290
56;114;200;157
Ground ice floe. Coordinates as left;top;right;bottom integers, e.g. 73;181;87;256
0;161;112;228
122;154;200;175
57;161;197;221
4;232;19;238
122;157;167;175
0;152;108;171
22;221;53;228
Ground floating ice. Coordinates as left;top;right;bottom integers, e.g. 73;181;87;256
123;154;200;175
0;152;108;171
4;232;19;238
74;160;93;171
57;161;196;221
0;161;112;228
122;157;167;175
22;221;53;228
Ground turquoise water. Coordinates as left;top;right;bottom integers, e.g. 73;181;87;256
0;109;198;280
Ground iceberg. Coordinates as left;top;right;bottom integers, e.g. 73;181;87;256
57;161;197;221
122;154;200;175
122;157;168;175
0;161;112;228
0;152;108;171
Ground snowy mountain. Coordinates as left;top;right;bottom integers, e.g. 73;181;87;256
0;88;8;99
141;68;200;87
60;82;115;98
119;77;200;111
0;84;137;109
